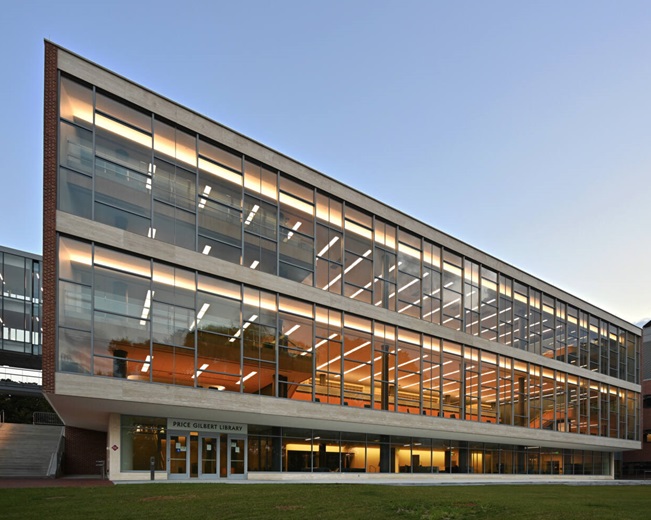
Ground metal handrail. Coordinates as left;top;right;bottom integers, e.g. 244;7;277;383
47;428;66;478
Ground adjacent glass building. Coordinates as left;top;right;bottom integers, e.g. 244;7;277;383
43;42;642;481
0;246;41;358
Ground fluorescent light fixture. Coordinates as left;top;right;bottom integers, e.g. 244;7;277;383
342;354;382;376
192;363;210;379
202;245;212;255
322;273;341;290
316;340;370;370
442;297;461;309
198;185;212;209
343;249;371;275
302;332;337;356
197;303;210;320
236;371;257;385
284;324;301;336
286;221;302;240
317;236;339;258
147;227;157;239
397;277;419;294
358;355;385;381
139;290;153;325
141;355;151;373
229;314;258;342
250;260;260;270
326;249;371;290
350;281;372;299
244;204;260;225
189;303;210;331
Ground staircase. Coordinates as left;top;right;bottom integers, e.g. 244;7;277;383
0;423;64;478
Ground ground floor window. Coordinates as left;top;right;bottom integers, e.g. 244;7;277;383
247;424;611;475
120;416;166;471
118;417;612;476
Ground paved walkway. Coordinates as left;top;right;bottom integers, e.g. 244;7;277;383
2;476;650;488
0;476;113;488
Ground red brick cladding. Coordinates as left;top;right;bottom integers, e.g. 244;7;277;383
623;380;651;464
64;427;107;476
42;41;58;394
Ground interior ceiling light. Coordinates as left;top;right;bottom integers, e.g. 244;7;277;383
141;355;152;373
139;290;154;325
192;363;210;379
284;324;301;336
236;371;257;385
286;221;302;241
317;236;339;258
198;185;212;209
229;314;258;342
244;204;260;225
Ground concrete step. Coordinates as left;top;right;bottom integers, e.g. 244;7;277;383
0;423;63;478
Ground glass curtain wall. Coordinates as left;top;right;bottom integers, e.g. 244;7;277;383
56;236;639;442
57;74;640;385
0;250;41;356
245;424;611;475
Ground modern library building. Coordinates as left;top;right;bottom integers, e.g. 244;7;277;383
42;41;642;481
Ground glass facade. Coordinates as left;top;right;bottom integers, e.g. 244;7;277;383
58;236;639;441
248;424;611;475
57;74;640;385
49;48;642;480
121;415;611;476
0;247;41;356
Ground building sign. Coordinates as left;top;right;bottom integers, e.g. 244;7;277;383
167;418;247;434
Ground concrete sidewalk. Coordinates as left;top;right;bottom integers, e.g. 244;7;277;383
2;476;650;488
0;476;113;488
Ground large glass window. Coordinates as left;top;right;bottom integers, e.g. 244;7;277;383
241;287;277;395
54;239;639;440
279;176;314;286
315;193;343;296
55;73;640;387
422;242;442;325
342;207;373;304
442;252;463;331
120;416;167;472
397;231;421;318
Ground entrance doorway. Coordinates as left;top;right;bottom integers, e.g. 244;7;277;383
167;431;247;479
228;435;246;479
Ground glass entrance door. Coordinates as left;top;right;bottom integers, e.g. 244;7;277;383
199;435;219;479
228;435;247;479
168;431;245;479
168;433;189;479
168;432;199;479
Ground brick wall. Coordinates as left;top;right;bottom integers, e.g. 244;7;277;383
42;41;58;394
64;427;107;476
623;379;651;465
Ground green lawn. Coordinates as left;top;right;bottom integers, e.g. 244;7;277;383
1;483;650;520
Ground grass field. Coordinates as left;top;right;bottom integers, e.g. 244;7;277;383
1;483;650;520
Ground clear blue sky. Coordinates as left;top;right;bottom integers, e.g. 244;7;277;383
2;1;650;325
